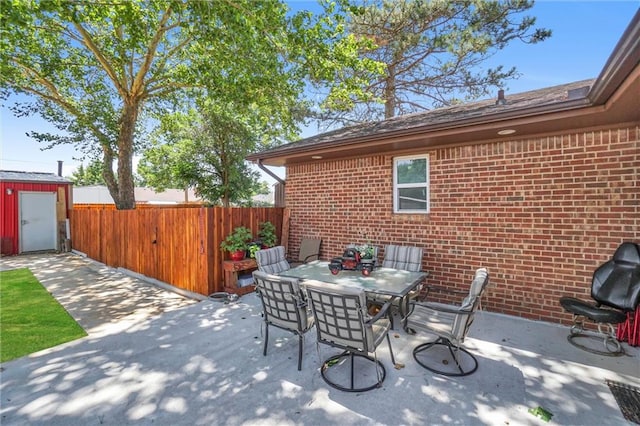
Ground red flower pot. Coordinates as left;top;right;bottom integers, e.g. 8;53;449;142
230;250;245;261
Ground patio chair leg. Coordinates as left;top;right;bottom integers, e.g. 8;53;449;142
446;342;466;375
320;350;387;392
373;350;382;385
566;316;625;356
263;323;269;356
413;337;479;376
386;333;396;365
400;296;413;332
350;352;355;389
298;335;303;371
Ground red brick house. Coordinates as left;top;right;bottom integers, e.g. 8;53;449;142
248;12;639;324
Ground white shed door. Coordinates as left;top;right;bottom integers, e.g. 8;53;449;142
19;192;57;252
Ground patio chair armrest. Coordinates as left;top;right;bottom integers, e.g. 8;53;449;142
260;290;304;306
366;299;393;324
422;285;468;298
292;289;310;306
410;300;473;315
302;253;320;263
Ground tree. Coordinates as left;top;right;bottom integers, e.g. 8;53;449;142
69;159;105;186
138;103;269;207
1;0;378;209
317;0;551;124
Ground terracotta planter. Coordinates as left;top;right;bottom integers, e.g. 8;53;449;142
230;250;245;261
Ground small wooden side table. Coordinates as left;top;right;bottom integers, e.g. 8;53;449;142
222;259;257;296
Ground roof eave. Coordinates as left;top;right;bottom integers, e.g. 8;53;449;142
0;178;73;185
588;9;640;104
247;98;591;163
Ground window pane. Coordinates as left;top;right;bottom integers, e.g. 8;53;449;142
397;158;427;184
398;187;427;211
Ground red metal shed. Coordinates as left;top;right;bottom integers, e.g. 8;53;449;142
0;170;72;255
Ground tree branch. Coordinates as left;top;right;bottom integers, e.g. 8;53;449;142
72;21;128;98
145;35;194;87
130;6;174;99
14;60;114;156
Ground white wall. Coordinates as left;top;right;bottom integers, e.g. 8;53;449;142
73;186;200;204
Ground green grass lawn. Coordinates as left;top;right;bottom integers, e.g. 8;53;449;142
0;268;87;363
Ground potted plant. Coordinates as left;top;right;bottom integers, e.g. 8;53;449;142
258;221;277;248
358;244;375;260
247;242;261;259
220;226;253;261
358;243;377;270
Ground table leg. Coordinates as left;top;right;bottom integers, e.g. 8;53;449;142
400;295;411;332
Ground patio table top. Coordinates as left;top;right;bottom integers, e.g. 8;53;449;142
278;260;428;298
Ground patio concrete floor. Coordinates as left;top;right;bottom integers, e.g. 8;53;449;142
0;252;638;425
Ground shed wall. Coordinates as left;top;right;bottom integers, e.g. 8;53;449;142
284;124;640;324
0;181;71;255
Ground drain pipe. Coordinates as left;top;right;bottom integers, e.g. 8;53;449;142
257;159;285;186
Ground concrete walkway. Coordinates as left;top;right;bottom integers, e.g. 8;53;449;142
0;253;638;425
0;253;198;333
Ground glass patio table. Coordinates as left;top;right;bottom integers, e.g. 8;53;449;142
278;260;429;328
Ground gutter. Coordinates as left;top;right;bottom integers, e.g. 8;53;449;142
256;159;285;185
589;9;640;104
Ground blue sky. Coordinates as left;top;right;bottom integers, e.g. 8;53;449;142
1;1;638;178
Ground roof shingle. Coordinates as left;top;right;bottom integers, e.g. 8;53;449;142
0;170;71;184
252;79;595;157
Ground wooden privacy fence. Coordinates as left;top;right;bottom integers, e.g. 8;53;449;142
73;203;205;210
70;207;284;296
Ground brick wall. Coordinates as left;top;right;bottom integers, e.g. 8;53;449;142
284;125;639;324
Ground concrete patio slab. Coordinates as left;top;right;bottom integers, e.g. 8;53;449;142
1;253;638;425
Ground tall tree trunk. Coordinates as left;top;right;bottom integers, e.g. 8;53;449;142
221;148;230;207
384;63;396;119
102;149;118;201
107;102;139;210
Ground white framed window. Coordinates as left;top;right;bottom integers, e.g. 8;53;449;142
393;155;430;213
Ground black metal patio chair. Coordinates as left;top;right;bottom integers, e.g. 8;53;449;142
305;280;396;392
405;268;489;376
368;244;424;328
253;270;315;371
